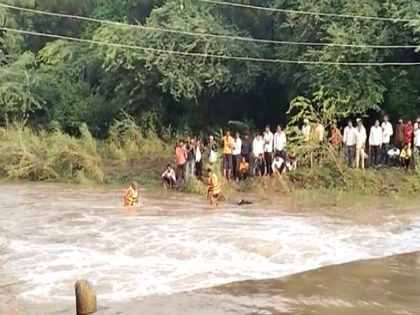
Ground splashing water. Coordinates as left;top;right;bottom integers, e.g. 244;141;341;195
1;183;420;303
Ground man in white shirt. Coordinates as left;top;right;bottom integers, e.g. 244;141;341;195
343;119;356;167
274;125;287;160
162;164;176;188
232;132;242;180
302;119;311;142
252;132;264;164
272;155;285;176
195;139;203;179
414;117;420;160
263;125;274;175
369;120;382;167
414;116;420;131
414;126;420;155
355;119;367;170
314;119;324;144
381;114;393;165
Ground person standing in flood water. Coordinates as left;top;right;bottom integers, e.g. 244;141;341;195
207;168;221;206
123;181;139;207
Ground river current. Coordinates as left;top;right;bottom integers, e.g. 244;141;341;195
0;183;420;314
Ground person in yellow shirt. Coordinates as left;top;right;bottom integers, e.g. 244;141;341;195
238;156;249;180
123;181;139;207
220;129;234;181
399;143;412;169
207;168;221;206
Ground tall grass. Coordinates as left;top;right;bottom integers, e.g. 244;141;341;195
105;115;172;167
0;118;173;184
0;122;103;182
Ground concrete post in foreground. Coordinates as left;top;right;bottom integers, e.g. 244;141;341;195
75;279;97;315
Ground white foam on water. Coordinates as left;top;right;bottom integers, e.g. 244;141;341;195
2;199;420;304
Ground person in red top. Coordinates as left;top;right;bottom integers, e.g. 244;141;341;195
175;140;187;181
405;120;413;148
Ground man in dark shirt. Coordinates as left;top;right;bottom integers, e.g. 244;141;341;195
253;153;267;177
186;137;196;176
395;118;406;150
241;133;251;162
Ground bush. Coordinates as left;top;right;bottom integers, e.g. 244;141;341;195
0;122;103;182
0;118;173;183
105;115;173;167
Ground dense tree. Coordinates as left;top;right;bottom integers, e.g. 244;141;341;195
1;0;420;137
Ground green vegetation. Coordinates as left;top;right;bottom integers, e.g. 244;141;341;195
0;119;173;185
2;118;420;197
1;0;420;134
1;0;420;196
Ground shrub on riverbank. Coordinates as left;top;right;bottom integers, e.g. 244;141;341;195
0;120;173;183
0;124;104;182
104;115;172;167
0;123;103;182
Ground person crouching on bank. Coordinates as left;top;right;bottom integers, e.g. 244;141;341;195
162;164;176;189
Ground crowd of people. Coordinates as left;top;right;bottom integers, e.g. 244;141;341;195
161;124;296;189
160;114;420;191
124;113;418;208
332;115;419;169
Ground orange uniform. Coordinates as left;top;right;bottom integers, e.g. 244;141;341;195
207;173;221;196
124;186;138;207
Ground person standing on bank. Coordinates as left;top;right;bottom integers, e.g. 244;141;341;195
302;119;311;142
241;132;251;163
175;140;187;182
329;123;342;149
252;131;264;169
207;135;218;164
414;124;420;158
395;118;406;150
221;129;234;181
381;114;393;165
274;125;286;160
405;119;413;148
186;137;196;177
343;119;356;167
195;139;204;180
232;132;242;180
405;120;414;167
355;119;367;170
263;125;274;175
369;120;382;167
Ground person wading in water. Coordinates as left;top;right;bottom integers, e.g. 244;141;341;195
206;168;221;206
123;181;139;207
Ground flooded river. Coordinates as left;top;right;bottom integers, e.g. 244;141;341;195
1;183;420;314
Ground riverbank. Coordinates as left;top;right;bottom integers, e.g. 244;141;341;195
1;123;420;198
107;163;420;200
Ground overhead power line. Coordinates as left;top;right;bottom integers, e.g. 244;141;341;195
197;0;420;23
1;3;419;49
1;26;420;66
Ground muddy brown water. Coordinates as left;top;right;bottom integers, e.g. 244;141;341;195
0;183;420;314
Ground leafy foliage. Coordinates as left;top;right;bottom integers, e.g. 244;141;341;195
284;88;355;173
1;0;420;135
